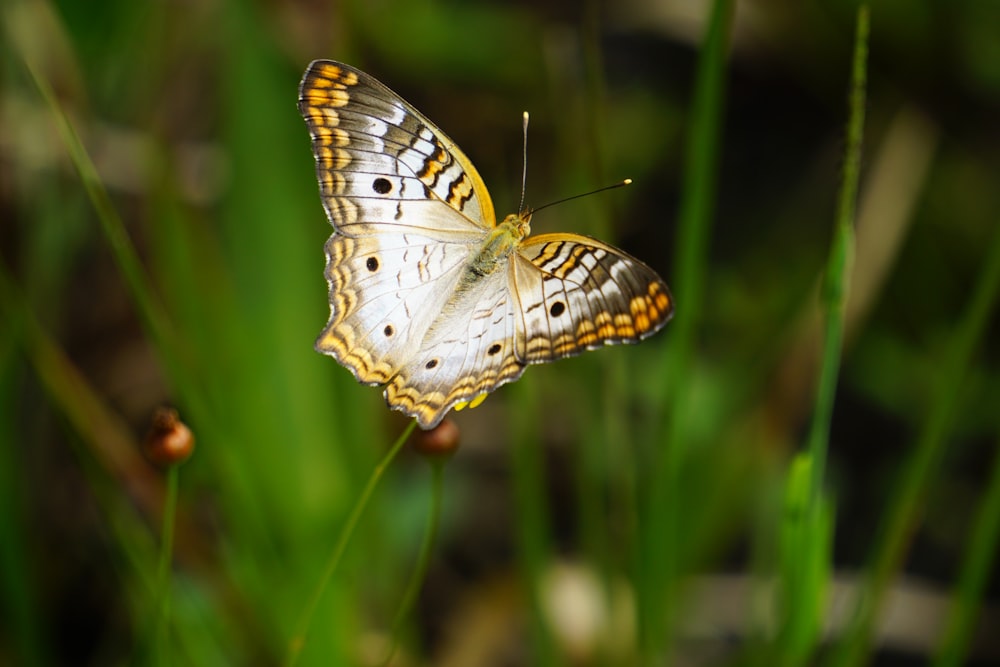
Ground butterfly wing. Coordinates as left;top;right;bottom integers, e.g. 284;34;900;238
316;233;477;386
300;60;505;392
384;270;527;428
298;60;497;236
387;231;674;428
512;233;674;362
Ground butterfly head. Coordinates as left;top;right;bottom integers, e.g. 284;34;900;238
501;210;532;241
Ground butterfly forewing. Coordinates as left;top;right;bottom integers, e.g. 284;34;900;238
298;60;497;235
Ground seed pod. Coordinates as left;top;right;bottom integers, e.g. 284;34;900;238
143;407;194;467
410;418;460;461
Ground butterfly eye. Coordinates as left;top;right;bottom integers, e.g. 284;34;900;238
366;257;379;272
487;343;502;356
425;359;439;369
549;301;565;317
372;177;392;194
383;325;394;337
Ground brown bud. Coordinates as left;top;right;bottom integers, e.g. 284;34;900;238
411;418;460;460
143;407;194;467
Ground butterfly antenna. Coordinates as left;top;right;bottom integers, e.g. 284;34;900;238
529;179;633;216
519;111;529;215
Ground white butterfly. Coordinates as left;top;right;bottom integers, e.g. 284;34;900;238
299;60;673;429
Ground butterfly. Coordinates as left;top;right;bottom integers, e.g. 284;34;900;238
298;60;673;429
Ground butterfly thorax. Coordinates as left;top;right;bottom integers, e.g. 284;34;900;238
433;213;530;337
464;213;531;280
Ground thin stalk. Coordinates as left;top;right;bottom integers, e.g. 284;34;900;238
153;466;180;665
932;435;1000;667
284;420;416;667
806;3;868;510
382;460;446;666
23;60;183;379
780;5;868;664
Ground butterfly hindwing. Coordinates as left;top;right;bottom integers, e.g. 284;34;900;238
385;270;527;428
513;233;673;362
316;233;474;386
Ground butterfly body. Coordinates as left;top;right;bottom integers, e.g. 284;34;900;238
464;216;527;278
300;60;673;428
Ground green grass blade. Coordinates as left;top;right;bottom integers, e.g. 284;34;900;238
806;3;868;508
779;5;869;663
642;0;734;655
20;60;188;395
383;458;447;665
831;167;1000;667
284;420;416;667
776;454;835;664
933;434;1000;667
0;327;46;667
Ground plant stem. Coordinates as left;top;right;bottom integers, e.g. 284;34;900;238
932;434;1000;667
285;420;416;667
382;459;446;666
153;466;180;666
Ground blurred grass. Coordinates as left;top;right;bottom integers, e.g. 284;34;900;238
2;1;1000;666
832;180;1000;667
934;429;1000;667
778;6;868;664
640;0;734;656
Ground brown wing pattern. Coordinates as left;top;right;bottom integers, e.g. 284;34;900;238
513;233;673;363
298;60;496;237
